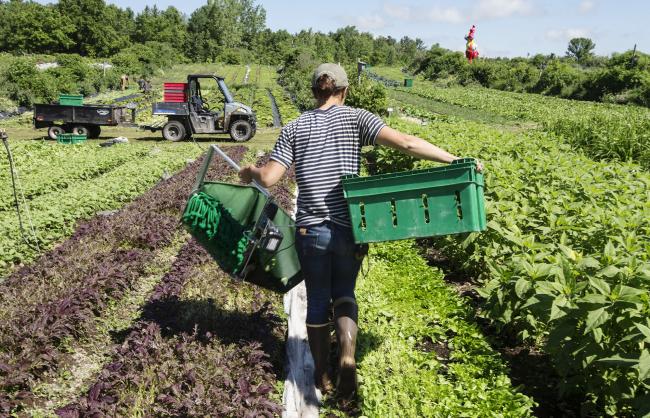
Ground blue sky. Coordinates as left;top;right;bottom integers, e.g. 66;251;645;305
37;0;647;57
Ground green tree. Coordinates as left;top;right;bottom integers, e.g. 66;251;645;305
57;0;133;56
397;36;426;64
534;59;584;96
331;26;373;63
253;29;294;65
371;36;397;65
133;6;187;50
186;0;265;62
566;37;596;64
0;0;74;54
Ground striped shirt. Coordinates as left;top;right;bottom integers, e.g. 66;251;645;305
270;105;385;227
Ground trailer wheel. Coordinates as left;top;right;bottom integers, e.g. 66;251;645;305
162;121;186;142
88;126;101;139
72;125;90;137
229;119;253;142
48;126;64;140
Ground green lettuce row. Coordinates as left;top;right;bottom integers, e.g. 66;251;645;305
0;144;203;275
329;241;535;417
0;141;150;211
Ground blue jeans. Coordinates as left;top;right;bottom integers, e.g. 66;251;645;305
296;221;366;325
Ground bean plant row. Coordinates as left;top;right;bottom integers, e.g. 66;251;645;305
381;107;649;416
395;81;650;169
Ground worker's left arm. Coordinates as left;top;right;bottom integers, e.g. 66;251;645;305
238;161;287;188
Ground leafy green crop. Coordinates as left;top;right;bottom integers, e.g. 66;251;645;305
396;82;650;169
0;142;203;276
0;139;150;211
323;240;534;417
380;111;650;416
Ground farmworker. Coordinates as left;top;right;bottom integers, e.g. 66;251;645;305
120;74;129;91
238;63;482;399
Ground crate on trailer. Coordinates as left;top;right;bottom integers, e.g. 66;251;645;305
341;158;486;243
56;133;87;144
59;94;84;106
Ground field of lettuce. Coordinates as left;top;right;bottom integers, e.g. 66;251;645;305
1;61;648;417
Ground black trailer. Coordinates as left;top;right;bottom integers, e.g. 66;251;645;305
33;103;137;140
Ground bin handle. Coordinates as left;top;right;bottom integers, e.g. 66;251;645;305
193;144;270;197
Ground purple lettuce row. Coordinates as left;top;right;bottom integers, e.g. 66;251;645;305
0;147;248;414
0;249;149;414
56;324;281;417
57;239;283;416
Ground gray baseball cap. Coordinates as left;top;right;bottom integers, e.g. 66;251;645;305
312;63;349;89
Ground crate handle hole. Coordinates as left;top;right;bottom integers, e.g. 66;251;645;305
359;202;366;231
390;198;397;227
422;194;430;224
455;191;463;220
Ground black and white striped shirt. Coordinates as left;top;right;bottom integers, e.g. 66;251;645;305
270;105;385;227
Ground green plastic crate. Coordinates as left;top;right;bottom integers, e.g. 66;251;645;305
56;133;86;144
404;78;413;87
59;94;83;106
341;158;486;243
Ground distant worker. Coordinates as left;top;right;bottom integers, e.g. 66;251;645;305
138;77;152;94
120;74;129;91
465;24;479;63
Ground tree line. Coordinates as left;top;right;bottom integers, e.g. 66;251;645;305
410;41;650;107
0;0;647;108
0;0;425;65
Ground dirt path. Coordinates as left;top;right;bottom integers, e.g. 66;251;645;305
4;126;282;148
266;89;283;128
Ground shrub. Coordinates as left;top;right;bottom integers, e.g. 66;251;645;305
111;42;184;78
345;73;388;115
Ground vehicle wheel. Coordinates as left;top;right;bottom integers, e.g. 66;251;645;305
47;126;64;140
229;119;253;142
88;126;101;139
72;125;90;136
162;121;186;142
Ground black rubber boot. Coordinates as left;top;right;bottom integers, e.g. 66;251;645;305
334;298;358;398
307;324;334;393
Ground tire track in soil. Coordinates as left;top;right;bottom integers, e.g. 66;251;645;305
0;147;247;414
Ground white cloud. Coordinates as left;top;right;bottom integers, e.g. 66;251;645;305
427;6;465;23
382;3;465;24
382;1;536;24
383;3;411;20
545;28;591;41
579;0;595;13
353;14;387;30
474;0;535;19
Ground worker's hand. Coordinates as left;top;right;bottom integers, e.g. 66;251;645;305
451;158;483;172
238;165;254;183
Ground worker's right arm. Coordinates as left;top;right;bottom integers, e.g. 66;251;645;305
238;161;286;188
375;126;483;171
